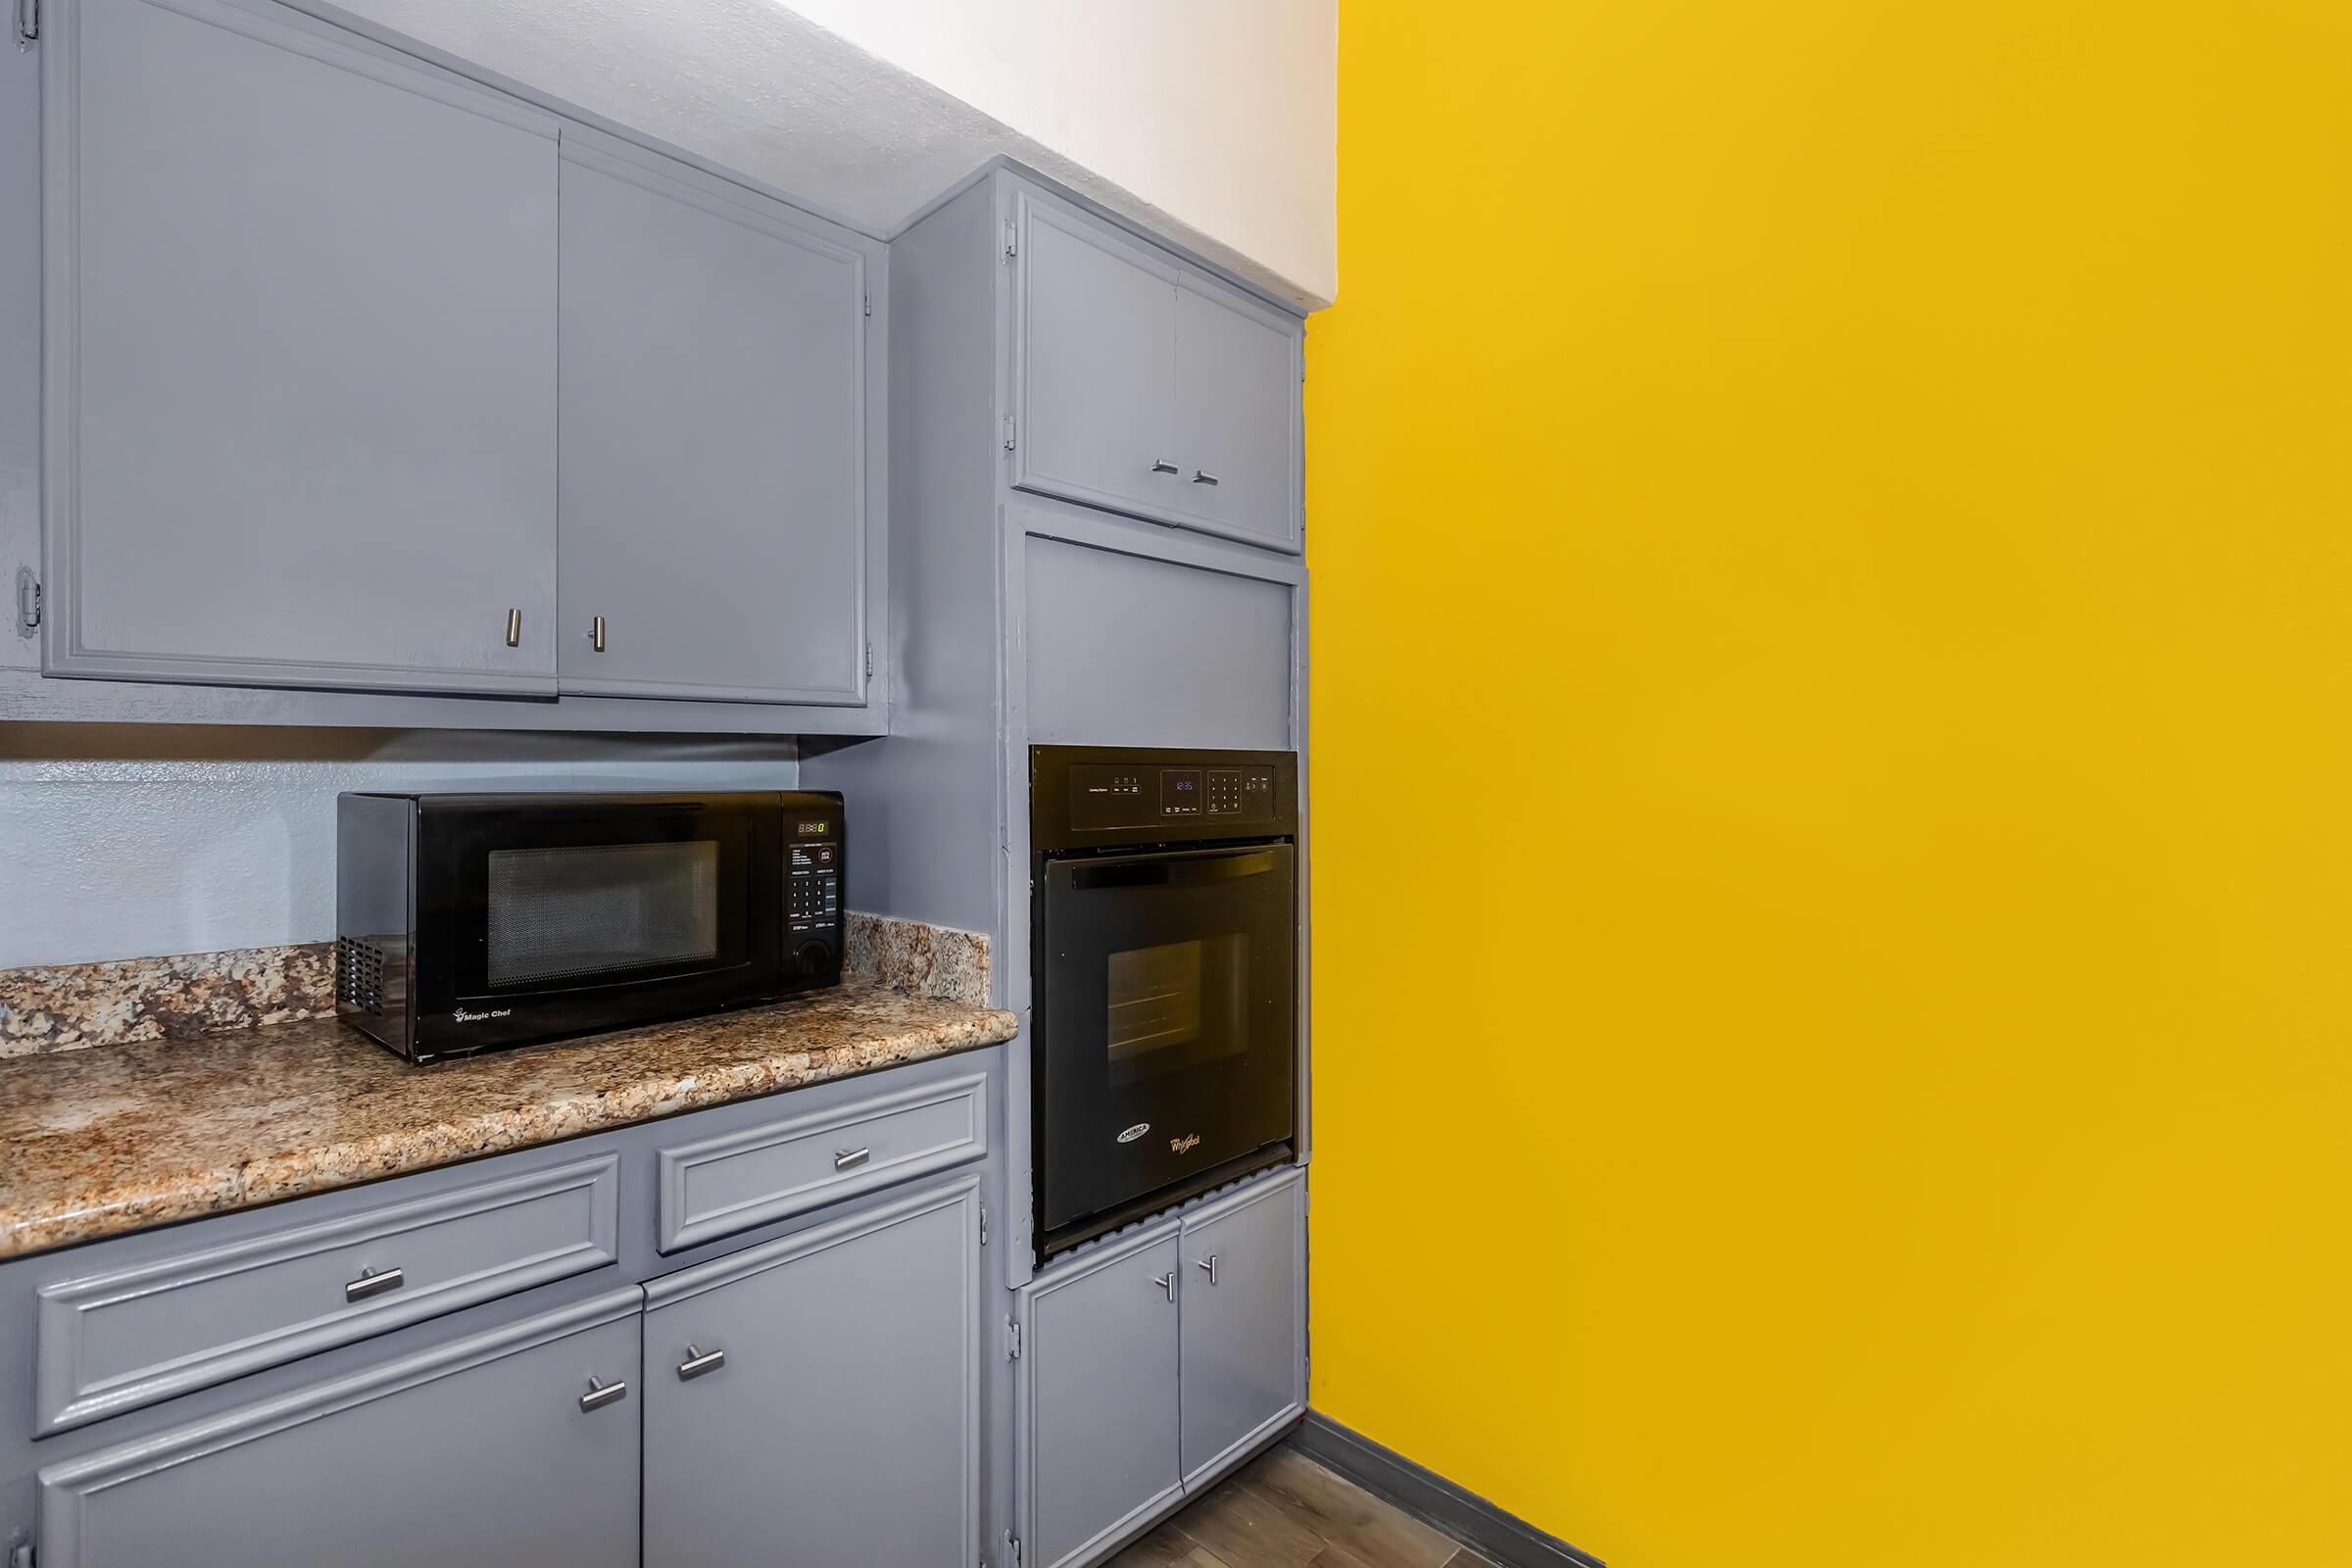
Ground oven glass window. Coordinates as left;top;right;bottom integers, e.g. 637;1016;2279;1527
1104;932;1248;1086
486;840;720;988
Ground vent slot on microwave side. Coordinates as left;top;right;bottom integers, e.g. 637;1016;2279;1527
337;937;387;1016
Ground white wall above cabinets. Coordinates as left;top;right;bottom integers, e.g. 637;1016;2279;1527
322;0;1337;308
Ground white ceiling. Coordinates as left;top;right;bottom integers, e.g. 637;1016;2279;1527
324;0;1335;309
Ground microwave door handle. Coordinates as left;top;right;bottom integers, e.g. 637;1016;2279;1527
1068;850;1282;892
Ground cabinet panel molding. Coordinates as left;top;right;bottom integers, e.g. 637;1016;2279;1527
35;1152;620;1434
41;0;563;696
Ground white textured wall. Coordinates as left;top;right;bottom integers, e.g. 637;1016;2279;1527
785;0;1337;305
321;0;1336;306
0;729;798;967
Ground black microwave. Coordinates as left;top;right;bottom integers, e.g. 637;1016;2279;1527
335;791;843;1063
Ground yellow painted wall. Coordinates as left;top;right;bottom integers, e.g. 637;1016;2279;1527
1302;3;2351;1562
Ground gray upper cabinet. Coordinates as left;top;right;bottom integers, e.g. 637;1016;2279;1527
642;1179;981;1568
1178;1169;1307;1488
41;0;562;695
1010;184;1303;555
1017;1222;1186;1568
1172;283;1304;553
558;133;872;706
1010;190;1182;523
35;1292;642;1568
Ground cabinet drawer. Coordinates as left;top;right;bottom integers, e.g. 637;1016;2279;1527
656;1072;989;1252
34;1154;619;1435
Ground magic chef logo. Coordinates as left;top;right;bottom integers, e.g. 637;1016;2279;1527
452;1006;514;1023
1168;1133;1202;1155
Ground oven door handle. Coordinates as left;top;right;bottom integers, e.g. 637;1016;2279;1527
1067;849;1283;891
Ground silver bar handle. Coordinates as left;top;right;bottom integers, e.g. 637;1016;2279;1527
344;1266;404;1303
591;614;607;654
1150;458;1181;474
1155;1271;1177;1300
677;1344;727;1381
579;1376;627;1413
1196;1253;1219;1287
834;1147;871;1172
1191;468;1220;486
505;608;522;648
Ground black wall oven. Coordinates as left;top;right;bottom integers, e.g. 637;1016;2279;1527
1031;746;1298;1259
337;791;843;1063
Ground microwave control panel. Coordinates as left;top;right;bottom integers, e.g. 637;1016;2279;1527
1066;763;1279;834
786;831;840;937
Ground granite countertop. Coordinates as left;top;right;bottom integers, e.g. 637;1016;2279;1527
0;985;1017;1261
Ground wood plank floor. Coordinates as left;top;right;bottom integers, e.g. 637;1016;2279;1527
1107;1445;1494;1568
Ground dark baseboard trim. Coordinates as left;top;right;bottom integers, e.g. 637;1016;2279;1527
1286;1411;1605;1568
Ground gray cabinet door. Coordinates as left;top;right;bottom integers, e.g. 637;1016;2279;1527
35;1291;642;1568
42;0;561;695
1018;1221;1185;1568
559;134;869;705
1172;283;1304;554
643;1179;980;1567
1178;1170;1307;1488
1010;190;1183;523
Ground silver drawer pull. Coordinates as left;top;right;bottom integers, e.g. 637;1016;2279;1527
344;1266;405;1303
1155;1271;1177;1300
579;1376;627;1413
1196;1253;1220;1286
591;614;607;654
1191;468;1220;485
834;1147;871;1172
505;608;522;648
678;1344;727;1381
1150;458;1181;474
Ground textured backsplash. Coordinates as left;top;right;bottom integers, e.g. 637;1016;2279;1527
0;914;991;1057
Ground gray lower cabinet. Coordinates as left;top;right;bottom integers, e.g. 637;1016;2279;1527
1009;183;1303;557
642;1178;982;1568
557;132;873;706
1018;1225;1186;1568
41;0;563;696
34;1290;642;1568
1017;1169;1305;1568
1177;1172;1308;1488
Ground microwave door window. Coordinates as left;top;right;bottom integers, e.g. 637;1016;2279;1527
486;840;721;989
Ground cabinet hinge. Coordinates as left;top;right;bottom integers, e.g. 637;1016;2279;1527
979;1201;989;1247
862;288;872;318
14;0;36;49
1005;1317;1021;1360
863;641;874;680
1003;218;1017;260
15;566;38;637
8;1538;32;1568
1002;416;1016;453
1005;1533;1023;1568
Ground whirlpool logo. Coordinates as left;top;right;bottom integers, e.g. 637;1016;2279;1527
1169;1133;1201;1155
452;1006;514;1023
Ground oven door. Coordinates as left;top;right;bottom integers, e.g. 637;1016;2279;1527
413;797;784;1054
1036;842;1296;1245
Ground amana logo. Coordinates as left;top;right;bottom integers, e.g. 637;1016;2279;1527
452;1006;514;1023
1116;1123;1152;1145
1169;1133;1202;1155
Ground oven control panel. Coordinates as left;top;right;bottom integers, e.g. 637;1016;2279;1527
1066;762;1280;834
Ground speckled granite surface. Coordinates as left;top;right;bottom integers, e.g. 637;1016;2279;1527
0;984;1016;1260
844;912;991;1006
0;943;337;1057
